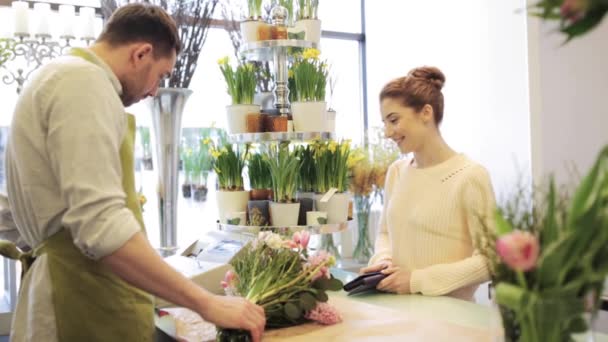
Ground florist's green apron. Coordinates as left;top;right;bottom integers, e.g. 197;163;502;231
0;48;155;341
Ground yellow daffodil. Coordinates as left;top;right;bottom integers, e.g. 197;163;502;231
288;69;294;78
202;138;212;145
302;48;320;60
210;148;222;159
328;141;338;153
217;56;229;66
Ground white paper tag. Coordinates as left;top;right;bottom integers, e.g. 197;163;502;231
319;188;338;203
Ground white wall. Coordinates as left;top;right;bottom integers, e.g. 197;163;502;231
365;0;531;197
527;17;608;186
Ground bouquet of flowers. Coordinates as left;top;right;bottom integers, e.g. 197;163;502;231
210;143;249;191
218;56;257;105
347;132;399;263
217;231;343;341
478;146;608;341
530;0;608;42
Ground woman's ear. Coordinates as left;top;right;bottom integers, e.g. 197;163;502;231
421;104;435;125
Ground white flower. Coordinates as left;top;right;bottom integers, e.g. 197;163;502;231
265;233;284;250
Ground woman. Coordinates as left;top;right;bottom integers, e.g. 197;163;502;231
361;66;496;301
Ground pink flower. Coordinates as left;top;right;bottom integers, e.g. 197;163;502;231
561;0;589;22
496;231;539;272
292;231;311;249
305;302;342;325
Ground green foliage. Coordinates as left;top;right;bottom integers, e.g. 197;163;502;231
212;143;249;190
218;57;257;105
296;0;319;19
291;49;327;102
529;0;608;43
483;146;608;340
295;145;316;192
227;233;341;329
248;152;272;190
264;143;300;202
312;140;351;193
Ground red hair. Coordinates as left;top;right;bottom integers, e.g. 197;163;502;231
380;66;446;125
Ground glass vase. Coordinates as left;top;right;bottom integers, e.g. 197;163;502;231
319;234;340;259
352;194;373;264
494;285;596;342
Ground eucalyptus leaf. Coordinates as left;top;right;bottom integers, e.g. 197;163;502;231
284;302;301;320
299;292;317;311
327;277;344;291
314;290;328;302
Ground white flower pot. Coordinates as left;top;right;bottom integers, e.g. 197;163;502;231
306;211;328;226
240;20;261;43
216;190;249;223
326;109;336;134
226;104;260;134
291;101;327;132
269;202;300;227
315;192;351;224
295;19;322;45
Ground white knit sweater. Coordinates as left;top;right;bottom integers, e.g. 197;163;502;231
369;154;496;301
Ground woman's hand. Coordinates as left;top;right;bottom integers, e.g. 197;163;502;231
359;259;392;274
377;266;411;294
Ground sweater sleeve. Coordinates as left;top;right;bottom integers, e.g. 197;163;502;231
410;166;495;296
368;160;401;266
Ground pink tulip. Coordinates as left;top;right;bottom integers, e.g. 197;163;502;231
299;230;311;249
496;231;540;272
561;0;589;22
292;230;311;249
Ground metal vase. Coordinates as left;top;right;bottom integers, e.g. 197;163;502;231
147;88;193;256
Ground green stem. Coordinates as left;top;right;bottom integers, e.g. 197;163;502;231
516;271;528;289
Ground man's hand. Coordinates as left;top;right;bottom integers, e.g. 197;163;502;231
199;295;266;342
359;259;392;274
377;266;411;294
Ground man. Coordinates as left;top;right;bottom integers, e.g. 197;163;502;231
6;3;264;341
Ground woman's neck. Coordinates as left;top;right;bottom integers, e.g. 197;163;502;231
412;134;457;169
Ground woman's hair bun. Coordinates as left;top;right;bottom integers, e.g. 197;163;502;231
408;66;445;90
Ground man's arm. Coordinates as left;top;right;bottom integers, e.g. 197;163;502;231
101;232;265;340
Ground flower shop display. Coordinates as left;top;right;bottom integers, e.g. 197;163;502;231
211;142;250;223
218;57;260;134
291;48;328;132
478;146;608;341
217;231;343;341
264;143;301;226
530;0;608;42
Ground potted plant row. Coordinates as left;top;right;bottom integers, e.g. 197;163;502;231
241;0;321;44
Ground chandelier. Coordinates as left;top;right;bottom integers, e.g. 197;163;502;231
0;1;100;94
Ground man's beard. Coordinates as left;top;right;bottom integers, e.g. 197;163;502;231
119;79;139;107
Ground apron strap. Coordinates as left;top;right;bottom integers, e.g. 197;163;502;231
0;240;35;279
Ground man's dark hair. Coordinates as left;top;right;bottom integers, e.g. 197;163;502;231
98;3;181;58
